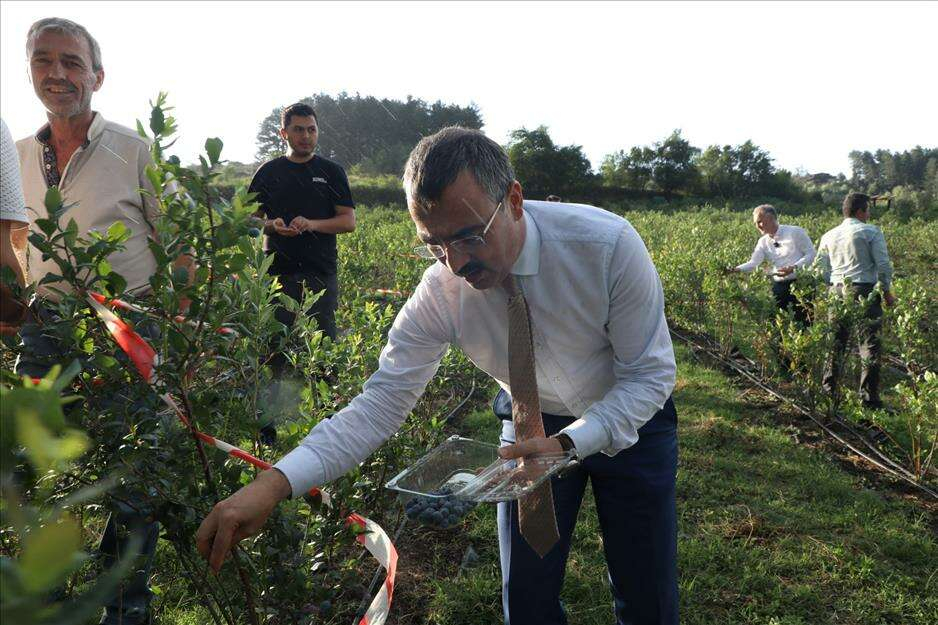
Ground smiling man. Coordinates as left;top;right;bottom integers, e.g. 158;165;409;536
15;17;167;625
197;127;679;625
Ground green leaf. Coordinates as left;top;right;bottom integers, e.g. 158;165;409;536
16;408;89;473
135;119;149;139
35;218;58;237
150;106;166;135
107;221;127;241
205;138;223;166
19;515;85;593
44;187;64;213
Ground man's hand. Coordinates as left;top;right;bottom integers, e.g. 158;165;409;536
288;216;316;233
776;266;795;277
884;291;897;308
498;436;563;460
266;218;300;237
196;468;292;572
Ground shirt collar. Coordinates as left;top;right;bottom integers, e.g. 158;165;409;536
34;111;103;148
843;217;863;225
510;209;540;276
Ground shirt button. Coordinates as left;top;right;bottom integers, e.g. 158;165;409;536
45;164;51;169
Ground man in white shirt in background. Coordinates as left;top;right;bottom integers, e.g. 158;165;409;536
197;127;679;625
815;192;895;409
728;203;816;327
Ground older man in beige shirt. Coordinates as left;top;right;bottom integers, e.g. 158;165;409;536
14;17;175;625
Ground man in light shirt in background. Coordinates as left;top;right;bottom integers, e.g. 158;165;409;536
815;192;895;409
197;127;679;625
727;204;816;372
728;204;816;326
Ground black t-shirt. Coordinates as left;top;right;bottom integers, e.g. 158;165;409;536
248;155;354;276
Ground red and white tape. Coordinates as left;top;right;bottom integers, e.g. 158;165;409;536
86;292;393;622
347;514;397;625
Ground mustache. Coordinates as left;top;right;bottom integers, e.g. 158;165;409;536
41;80;75;91
456;261;487;277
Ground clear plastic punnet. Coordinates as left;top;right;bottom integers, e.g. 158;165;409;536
385;435;576;503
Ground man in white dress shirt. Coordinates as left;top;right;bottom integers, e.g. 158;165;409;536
197;127;679;625
729;204;817;327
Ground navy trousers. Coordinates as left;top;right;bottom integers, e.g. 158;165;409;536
496;395;679;625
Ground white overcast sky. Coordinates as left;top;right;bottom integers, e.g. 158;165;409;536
2;1;935;175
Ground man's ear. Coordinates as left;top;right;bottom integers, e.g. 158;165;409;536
93;69;105;92
507;180;524;221
279;127;288;141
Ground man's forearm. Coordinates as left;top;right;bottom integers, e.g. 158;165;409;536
307;213;356;234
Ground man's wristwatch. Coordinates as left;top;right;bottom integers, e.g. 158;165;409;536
552;432;578;460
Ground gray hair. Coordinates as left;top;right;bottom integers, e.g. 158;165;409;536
27;17;103;73
403;127;514;213
752;203;778;223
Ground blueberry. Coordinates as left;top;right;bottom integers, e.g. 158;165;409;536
247;227;261;237
420;510;434;523
319;600;332;614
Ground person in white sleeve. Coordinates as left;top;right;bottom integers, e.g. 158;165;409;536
728;204;816;327
197;127;679;625
1;118;29;332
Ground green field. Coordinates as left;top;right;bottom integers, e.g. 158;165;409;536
4;196;935;625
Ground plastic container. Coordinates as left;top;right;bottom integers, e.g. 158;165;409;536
385;435;575;503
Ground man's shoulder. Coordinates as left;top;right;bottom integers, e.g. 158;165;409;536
98;119;151;150
311;155;348;176
524;200;626;246
253;156;287;177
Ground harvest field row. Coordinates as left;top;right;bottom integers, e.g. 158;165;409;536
2;115;934;624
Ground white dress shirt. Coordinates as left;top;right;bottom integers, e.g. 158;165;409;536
735;224;816;282
275;200;676;498
815;218;893;290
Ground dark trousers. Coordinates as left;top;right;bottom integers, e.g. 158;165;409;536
822;283;883;405
273;271;338;340
771;280;811;372
772;279;810;327
495;395;679;625
16;303;159;625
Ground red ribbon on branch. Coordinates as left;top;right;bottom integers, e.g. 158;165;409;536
86;292;396;624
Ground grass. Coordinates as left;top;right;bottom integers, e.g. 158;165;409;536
144;341;936;625
391;343;937;625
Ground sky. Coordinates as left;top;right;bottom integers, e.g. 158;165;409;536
2;1;936;176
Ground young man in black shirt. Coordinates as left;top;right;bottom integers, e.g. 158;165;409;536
249;102;356;340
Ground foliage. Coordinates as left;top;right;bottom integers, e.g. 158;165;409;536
0;94;485;624
1;364;141;625
505;126;595;199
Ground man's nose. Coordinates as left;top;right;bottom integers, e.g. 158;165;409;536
47;61;67;79
444;245;470;275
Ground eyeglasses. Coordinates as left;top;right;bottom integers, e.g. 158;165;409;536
413;201;503;260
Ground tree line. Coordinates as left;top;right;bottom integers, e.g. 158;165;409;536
252;93;935;210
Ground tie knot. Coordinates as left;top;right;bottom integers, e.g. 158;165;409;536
502;274;521;297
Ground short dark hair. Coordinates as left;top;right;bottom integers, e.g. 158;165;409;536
281;103;318;128
403;127;514;214
843;192;870;218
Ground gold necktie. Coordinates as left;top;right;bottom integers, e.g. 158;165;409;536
505;275;560;558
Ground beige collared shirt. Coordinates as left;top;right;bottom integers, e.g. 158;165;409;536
16;112;159;299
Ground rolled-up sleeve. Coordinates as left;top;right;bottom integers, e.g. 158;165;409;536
871;228;893;290
560;225;676;458
735;239;765;273
275;269;452;498
813;235;832;284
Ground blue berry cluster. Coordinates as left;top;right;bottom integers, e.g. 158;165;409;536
404;488;476;529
